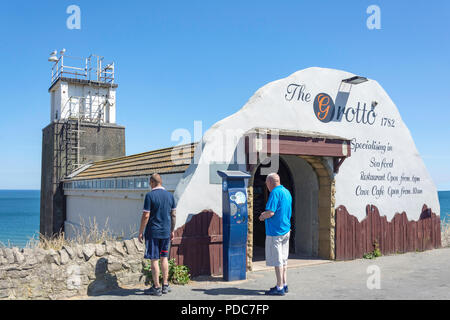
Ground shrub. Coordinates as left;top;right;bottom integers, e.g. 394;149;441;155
142;258;191;285
169;259;191;285
363;240;382;259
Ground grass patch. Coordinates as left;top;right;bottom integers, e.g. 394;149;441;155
26;217;134;251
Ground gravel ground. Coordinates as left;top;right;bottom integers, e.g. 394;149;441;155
85;247;450;300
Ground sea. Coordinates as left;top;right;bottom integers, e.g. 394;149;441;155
0;190;40;248
0;189;449;248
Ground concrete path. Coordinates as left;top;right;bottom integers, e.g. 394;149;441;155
251;254;331;272
85;247;450;300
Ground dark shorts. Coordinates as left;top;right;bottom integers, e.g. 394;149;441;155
144;237;170;260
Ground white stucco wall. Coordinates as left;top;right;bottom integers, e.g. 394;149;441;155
50;81;117;123
65;189;144;239
64;173;183;239
173;67;440;227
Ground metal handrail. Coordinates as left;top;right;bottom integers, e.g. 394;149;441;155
51;53;114;84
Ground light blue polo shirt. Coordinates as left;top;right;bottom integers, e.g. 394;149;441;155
265;185;292;236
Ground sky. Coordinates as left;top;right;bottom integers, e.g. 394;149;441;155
0;0;449;190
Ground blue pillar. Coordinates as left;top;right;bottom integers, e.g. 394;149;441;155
217;170;251;281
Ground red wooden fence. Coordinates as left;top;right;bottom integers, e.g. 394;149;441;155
170;204;442;275
170;210;223;277
336;204;441;260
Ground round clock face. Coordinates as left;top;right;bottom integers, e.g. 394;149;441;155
233;191;246;205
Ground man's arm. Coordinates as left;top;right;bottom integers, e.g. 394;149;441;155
138;211;150;243
259;210;274;221
260;190;278;221
139;193;151;243
170;209;176;240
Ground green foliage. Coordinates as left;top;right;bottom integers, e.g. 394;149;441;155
142;258;191;285
363;252;376;259
168;259;191;285
363;240;382;259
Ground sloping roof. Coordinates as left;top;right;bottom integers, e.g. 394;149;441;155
247;127;350;141
68;143;198;181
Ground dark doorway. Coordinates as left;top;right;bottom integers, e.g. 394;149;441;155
252;158;295;262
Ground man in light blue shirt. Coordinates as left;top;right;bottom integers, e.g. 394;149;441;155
259;173;292;296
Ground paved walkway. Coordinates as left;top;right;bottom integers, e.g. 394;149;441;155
251;252;331;272
85;247;450;300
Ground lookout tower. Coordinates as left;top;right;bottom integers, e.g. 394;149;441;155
40;50;126;237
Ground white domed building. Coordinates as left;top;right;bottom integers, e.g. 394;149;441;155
62;67;441;276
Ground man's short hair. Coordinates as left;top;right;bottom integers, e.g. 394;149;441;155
150;173;162;185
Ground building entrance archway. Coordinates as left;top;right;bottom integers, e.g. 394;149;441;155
245;130;350;270
251;157;295;262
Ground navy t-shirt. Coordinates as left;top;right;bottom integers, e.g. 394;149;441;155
143;188;176;239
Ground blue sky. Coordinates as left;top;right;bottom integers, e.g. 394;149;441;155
0;0;449;190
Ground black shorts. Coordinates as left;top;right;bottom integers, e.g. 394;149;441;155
144;237;170;260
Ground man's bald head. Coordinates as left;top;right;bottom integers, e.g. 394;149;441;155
266;173;281;191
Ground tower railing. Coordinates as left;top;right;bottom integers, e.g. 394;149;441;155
51;54;115;85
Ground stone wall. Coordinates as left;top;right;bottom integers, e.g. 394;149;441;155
0;238;148;300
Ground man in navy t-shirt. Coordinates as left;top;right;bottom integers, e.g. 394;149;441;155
138;173;176;296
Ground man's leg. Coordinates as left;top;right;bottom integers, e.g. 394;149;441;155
282;264;287;286
143;238;162;296
265;236;285;295
160;239;170;285
275;232;290;290
274;266;283;288
161;257;169;285
282;232;290;289
151;259;160;288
